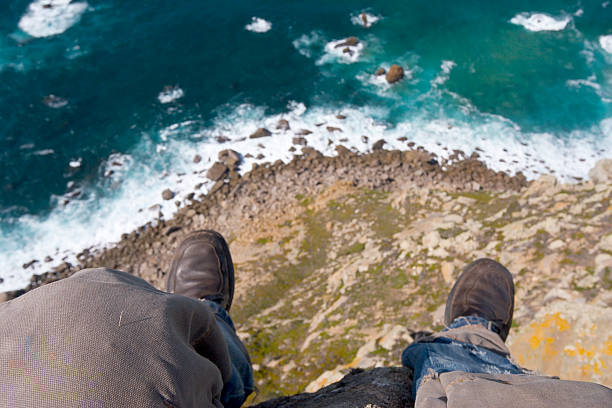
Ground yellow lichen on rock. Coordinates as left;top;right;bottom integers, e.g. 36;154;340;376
508;301;612;387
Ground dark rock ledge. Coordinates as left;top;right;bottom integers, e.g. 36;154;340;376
251;367;413;408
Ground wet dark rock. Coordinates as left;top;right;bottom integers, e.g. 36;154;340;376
295;129;313;136
336;114;346;120
23;260;38;269
207;162;229;181
276;119;290;131
216;136;230;143
326;126;342;133
256;154;265;160
372;139;386;151
252;367;413;408
335;145;352;156
193;154;202;164
397;137;408;142
334;37;359;48
44;256;53;263
292;137;307;146
164;226;182;236
375;67;386;76
161;189;175;201
250;128;272;139
386;65;404;84
361;135;369;144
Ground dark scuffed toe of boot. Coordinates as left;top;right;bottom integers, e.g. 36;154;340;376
444;258;514;341
167;230;234;311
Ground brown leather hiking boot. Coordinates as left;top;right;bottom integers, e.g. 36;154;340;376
444;258;515;341
167;230;235;311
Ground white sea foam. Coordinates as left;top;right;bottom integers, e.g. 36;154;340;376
566;75;602;94
157;86;184;104
318;38;364;65
599;35;612;54
574;9;584;17
431;60;456;86
33;149;54;156
18;0;88;38
69;158;82;168
245;17;271;33
2;101;611;292
292;32;323;58
350;12;381;28
510;13;571;32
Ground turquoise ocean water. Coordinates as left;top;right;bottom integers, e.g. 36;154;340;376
1;0;611;290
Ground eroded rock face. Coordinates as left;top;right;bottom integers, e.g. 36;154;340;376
386;65;404;84
252;367;413;408
508;300;612;386
589;159;612;184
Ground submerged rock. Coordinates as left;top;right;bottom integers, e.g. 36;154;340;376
385;65;404;84
375;67;386;76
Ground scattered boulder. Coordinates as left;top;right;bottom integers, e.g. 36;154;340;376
385;64;404;84
589;159;612;184
276;119;290;131
216;136;230;143
249;128;272;139
295;129;312;136
218;149;241;169
193;154;202;164
375;67;386;76
292;137;307;146
361;12;369;27
336;114;346;120
334;37;359;48
372;139;386;151
44;256;53;263
326;126;342;133
23;260;38;269
206;162;229;181
161;189;175;201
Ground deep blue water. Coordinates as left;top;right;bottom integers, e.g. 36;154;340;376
1;0;611;290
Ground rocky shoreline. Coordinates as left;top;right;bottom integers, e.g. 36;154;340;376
2;145;526;301
2;144;612;402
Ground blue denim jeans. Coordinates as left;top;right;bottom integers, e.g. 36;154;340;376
206;301;254;408
401;316;524;398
